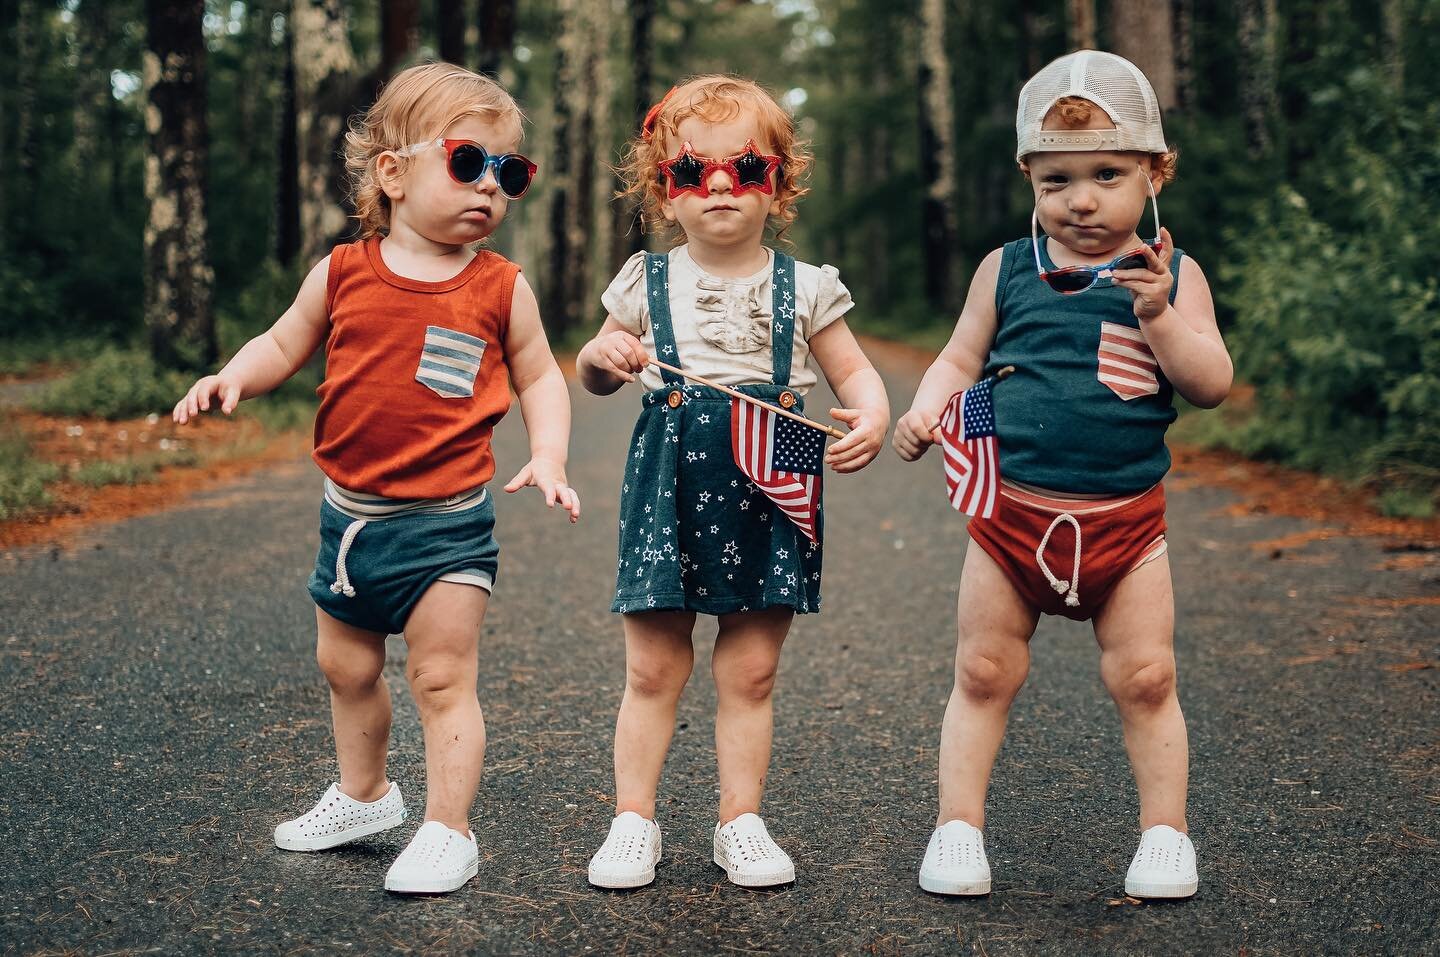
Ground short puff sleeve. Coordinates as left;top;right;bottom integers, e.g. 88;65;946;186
805;264;854;340
601;252;651;336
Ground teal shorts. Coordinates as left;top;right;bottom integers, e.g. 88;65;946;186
307;490;499;635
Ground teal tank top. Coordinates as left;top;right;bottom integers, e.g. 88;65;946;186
985;236;1183;495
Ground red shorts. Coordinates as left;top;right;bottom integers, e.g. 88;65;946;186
966;482;1168;621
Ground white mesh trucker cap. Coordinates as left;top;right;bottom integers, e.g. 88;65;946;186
1015;50;1167;161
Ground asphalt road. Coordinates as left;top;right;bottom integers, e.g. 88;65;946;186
2;350;1436;956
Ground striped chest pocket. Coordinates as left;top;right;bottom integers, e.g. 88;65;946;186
1097;321;1159;400
416;326;487;398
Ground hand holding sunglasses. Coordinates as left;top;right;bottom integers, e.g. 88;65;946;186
658;139;781;199
398;138;538;199
1107;227;1176;321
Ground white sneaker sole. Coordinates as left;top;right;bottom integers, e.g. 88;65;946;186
274;808;408;852
587;861;658;889
919;870;991;895
384;859;479;894
713;852;795;888
1125;876;1198;899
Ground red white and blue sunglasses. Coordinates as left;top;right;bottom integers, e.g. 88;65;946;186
398;138;538;199
1031;173;1161;294
658;139;781;199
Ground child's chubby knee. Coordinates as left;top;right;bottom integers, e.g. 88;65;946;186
1102;657;1177;709
625;653;694;699
316;643;385;695
955;649;1027;701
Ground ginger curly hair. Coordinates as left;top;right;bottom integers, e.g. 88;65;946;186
344;62;525;239
619;75;810;243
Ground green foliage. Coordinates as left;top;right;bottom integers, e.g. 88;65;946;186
0;423;60;520
1221;72;1440;490
34;349;192;421
71;449;199;487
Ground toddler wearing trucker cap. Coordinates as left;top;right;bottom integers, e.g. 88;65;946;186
894;51;1233;899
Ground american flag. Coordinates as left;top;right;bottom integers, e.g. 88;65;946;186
938;376;1000;519
731;398;824;542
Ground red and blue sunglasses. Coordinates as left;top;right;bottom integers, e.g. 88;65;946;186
399;138;538;199
657;139;781;199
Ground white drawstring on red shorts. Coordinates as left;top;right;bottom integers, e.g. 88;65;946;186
1036;512;1082;607
330;518;367;598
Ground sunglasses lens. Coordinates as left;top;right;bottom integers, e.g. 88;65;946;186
1045;270;1095;294
732;151;770;188
448;144;490;184
666;154;705;191
1112;252;1148;271
495;155;533;197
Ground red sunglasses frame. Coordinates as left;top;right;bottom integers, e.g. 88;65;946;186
657;139;781;200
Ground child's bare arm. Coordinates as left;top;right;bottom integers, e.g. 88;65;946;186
576;316;649;396
501;274;580;521
893;248;1002;461
173;256;331;423
808;319;889;473
1112;229;1232;408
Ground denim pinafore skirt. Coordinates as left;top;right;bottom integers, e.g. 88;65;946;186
612;251;822;616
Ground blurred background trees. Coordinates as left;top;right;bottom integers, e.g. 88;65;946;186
1;0;1436;503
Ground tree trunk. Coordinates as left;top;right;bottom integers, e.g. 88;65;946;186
276;6;302;265
12;0;37;233
1238;0;1280;157
144;0;217;369
1173;0;1195;113
292;0;359;264
1017;0;1047;80
1382;0;1404;91
381;0;421;79
1108;0;1176;112
545;0;605;336
1066;0;1096;51
438;0;466;65
477;0;517;81
613;0;653;265
917;0;958;312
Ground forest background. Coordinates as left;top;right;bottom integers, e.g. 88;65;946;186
1;0;1436;518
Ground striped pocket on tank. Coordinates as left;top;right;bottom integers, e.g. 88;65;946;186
416;325;487;398
1096;321;1159;400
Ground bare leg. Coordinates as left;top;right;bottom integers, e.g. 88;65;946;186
1093;554;1189;831
711;607;792;824
613;610;696;819
936;541;1040;828
402;581;490;833
315;608;391;802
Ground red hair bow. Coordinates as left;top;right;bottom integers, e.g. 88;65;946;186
641;86;679;141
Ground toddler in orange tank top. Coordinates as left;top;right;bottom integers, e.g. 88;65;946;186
173;62;578;895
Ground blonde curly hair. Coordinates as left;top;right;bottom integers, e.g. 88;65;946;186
344;62;526;239
619;75;810;243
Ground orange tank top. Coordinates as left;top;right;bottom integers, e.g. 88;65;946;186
312;237;520;498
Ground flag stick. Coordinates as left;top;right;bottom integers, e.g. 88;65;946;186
930;366;1017;440
648;358;847;440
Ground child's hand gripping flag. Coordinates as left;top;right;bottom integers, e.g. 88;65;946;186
731;398;824;542
937;375;1001;519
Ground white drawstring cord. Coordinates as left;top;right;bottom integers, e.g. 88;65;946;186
330;518;367;598
1036;512;1082;607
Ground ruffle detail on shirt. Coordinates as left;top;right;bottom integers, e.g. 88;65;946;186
601;251;651;336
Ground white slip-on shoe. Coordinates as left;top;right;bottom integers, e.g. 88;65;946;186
713;813;795;888
587;811;663;889
1124;824;1199;899
273;782;407;852
383;820;480;894
918;819;992;895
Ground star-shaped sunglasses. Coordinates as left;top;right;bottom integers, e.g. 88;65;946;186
1031;173;1161;294
657;140;781;199
398;138;538;199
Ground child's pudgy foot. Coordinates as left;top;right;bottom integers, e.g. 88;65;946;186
918;819;991;896
587;811;662;889
273;782;407;852
383;821;479;894
1124;824;1198;899
712;813;795;888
